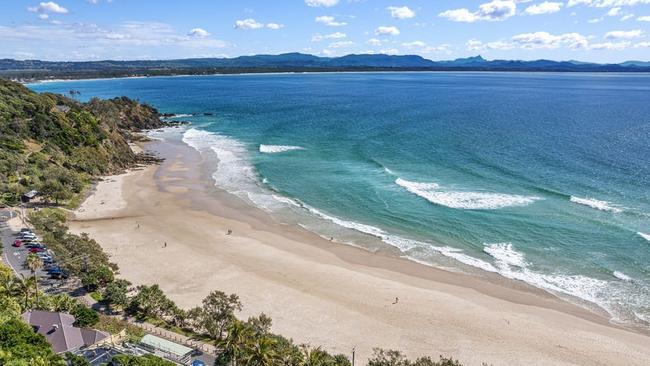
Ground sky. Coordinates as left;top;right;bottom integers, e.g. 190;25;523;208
1;0;649;63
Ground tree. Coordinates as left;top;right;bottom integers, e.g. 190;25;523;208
103;278;131;311
243;336;277;366
72;304;99;327
25;253;43;304
0;318;65;365
215;319;249;366
129;284;175;319
110;354;175;365
65;352;91;366
247;313;272;336
197;290;242;343
367;349;409;366
81;265;114;291
10;275;37;310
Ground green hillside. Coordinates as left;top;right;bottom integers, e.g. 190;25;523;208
0;79;163;206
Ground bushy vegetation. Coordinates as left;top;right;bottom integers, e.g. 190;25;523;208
0;79;163;206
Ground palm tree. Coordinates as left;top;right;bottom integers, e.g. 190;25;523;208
25;253;43;305
217;319;249;366
243;336;277;366
300;345;330;366
10;275;37;310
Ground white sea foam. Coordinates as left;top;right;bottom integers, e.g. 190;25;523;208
167;113;193;118
483;243;528;268
613;271;632;281
569;196;622;213
182;128;257;195
259;145;304;153
637;232;650;242
395;178;540;210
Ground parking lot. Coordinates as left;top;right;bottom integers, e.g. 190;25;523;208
1;208;67;293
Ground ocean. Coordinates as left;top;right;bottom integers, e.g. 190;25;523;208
30;72;650;329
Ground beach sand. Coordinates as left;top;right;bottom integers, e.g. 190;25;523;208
69;138;650;366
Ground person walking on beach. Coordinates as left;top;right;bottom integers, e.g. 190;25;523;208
163;242;167;248
393;297;399;304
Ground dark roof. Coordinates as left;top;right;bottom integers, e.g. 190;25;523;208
22;310;109;354
22;190;39;199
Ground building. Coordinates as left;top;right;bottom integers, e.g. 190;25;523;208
139;334;194;364
22;310;109;354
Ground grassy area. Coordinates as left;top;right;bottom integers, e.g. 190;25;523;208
89;291;104;302
95;315;145;342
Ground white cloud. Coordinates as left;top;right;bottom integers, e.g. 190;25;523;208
27;1;69;14
604;29;643;38
234;19;283;30
567;0;650;7
402;41;426;48
524;2;563;15
266;23;284;30
312;32;346;41
402;41;451;53
512;31;589;49
0;21;227;61
466;39;515;51
367;38;383;46
375;26;400;36
315;16;347;26
305;0;339;7
188;28;210;37
634;41;650;47
638;15;650;21
328;40;354;48
387;6;415;19
440;0;517;23
607;7;622;15
38;14;49;20
234;19;264;30
590;41;631;49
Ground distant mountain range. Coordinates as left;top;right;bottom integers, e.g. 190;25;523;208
2;53;649;81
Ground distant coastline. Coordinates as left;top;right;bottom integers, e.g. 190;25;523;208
5;52;650;82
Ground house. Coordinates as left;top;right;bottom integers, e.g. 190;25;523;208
21;310;109;354
20;190;39;203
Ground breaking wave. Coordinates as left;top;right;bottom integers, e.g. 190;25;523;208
259;145;304;154
637;232;650;242
395;178;541;210
569;196;622;213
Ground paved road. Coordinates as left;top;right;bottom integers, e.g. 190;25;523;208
1;208;59;291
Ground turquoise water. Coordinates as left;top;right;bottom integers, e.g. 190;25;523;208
30;72;650;328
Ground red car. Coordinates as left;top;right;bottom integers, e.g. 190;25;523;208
29;247;45;253
12;240;22;247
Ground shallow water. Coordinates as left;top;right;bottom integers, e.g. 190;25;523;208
30;72;650;328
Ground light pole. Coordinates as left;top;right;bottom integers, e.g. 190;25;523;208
352;347;356;366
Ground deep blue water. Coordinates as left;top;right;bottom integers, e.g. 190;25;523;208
30;72;650;328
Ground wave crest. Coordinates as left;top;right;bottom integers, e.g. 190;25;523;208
259;145;304;154
637;232;650;242
569;196;622;213
395;178;540;210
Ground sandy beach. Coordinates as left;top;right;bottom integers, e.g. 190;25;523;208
68;137;650;366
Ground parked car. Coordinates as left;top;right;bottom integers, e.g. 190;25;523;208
29;247;45;253
49;269;69;279
20;228;33;233
12;240;22;247
26;243;44;249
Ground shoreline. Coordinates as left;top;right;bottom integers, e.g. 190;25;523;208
69;136;650;365
21;70;650;85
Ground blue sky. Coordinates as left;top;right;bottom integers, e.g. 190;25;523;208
1;0;649;62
